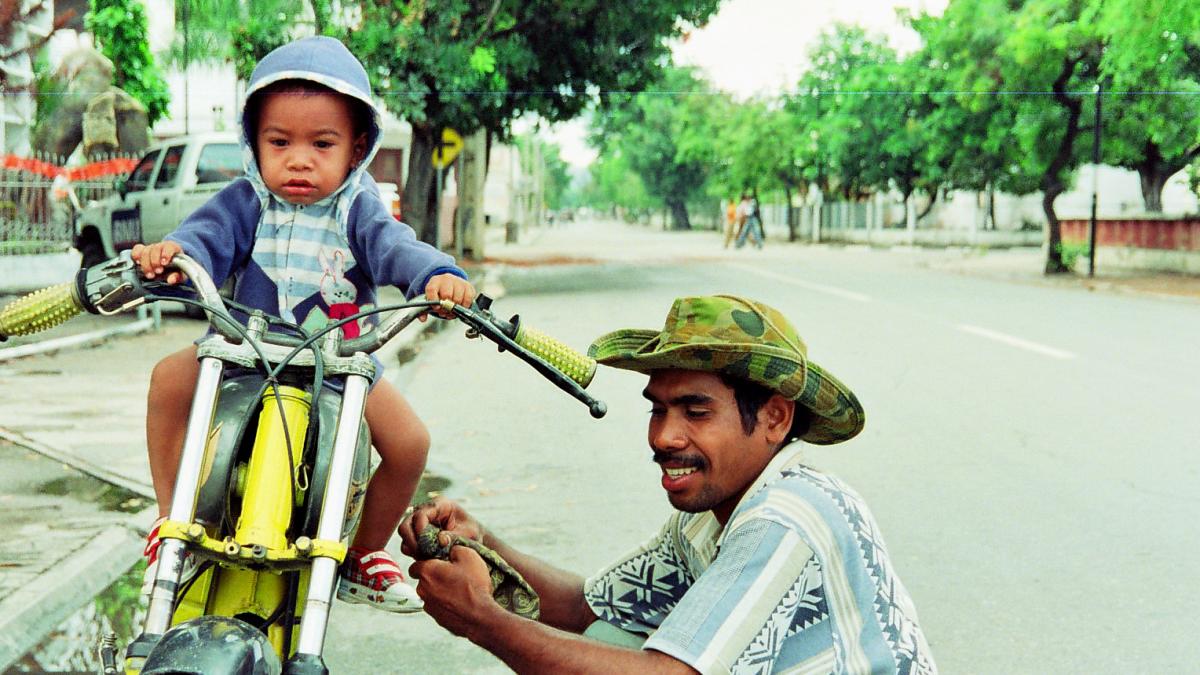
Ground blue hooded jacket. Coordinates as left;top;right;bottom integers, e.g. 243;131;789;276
166;36;463;336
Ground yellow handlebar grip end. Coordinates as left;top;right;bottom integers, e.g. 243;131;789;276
514;324;597;388
0;282;82;337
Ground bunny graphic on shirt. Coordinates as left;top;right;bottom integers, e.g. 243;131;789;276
301;248;372;338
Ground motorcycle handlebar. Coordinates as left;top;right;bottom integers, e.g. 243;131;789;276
0;254;607;418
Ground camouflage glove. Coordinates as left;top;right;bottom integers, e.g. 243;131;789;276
416;525;540;621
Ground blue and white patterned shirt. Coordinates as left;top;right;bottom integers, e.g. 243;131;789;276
583;447;936;674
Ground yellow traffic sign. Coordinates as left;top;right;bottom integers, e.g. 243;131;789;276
432;128;463;169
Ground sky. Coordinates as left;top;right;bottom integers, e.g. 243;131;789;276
549;0;948;169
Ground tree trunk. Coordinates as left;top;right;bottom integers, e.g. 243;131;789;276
1139;171;1167;213
916;188;938;222
403;123;439;246
782;183;795;241
987;182;996;231
667;198;691;230
1042;181;1067;273
1042;55;1086;275
1135;141;1178;213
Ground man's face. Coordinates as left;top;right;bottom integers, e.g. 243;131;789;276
643;369;785;524
254;91;366;206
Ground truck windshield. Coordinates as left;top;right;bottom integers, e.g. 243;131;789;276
196;143;242;184
126;151;160;192
155;145;186;189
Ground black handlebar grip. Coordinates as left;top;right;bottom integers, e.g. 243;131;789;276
513;324;597;388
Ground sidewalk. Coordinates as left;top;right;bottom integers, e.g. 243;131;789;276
907;245;1200;302
484;219;1200;302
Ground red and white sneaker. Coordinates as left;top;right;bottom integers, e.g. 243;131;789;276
336;547;423;614
141;516;200;596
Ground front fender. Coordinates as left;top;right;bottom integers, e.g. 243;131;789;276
140;616;282;675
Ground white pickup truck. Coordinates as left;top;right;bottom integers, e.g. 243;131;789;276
74;132;242;266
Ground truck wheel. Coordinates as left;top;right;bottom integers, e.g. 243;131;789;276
77;235;107;268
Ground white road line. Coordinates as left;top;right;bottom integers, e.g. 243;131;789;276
726;263;872;302
957;324;1077;360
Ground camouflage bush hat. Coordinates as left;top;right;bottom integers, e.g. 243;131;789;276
588;295;865;445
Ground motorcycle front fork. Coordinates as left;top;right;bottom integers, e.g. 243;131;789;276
130;361;370;675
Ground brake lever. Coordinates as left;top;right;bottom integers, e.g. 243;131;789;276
74;252;151;315
451;296;607;418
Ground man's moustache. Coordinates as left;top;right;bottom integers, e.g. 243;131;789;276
652;453;706;469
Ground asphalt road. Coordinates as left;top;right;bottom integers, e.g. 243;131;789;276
323;224;1200;673
4;221;1197;672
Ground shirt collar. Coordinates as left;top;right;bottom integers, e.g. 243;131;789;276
682;443;807;559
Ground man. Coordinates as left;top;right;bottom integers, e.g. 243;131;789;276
399;295;936;674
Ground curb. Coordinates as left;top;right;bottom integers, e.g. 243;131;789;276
0;428;155;499
0;317;158;363
0;512;154;671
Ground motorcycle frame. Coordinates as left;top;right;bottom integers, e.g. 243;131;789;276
134;314;376;673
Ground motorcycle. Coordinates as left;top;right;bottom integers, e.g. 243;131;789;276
0;252;606;674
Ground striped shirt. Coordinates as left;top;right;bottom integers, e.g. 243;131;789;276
583;447;936;674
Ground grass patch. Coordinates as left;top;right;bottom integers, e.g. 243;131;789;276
35;476;150;513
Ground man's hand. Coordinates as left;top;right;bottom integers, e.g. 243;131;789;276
131;241;186;284
422;273;475;320
398;496;485;559
409;546;500;640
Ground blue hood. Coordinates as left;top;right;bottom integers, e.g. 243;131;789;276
239;36;383;200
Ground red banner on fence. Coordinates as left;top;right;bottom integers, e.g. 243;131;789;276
1;154;138;181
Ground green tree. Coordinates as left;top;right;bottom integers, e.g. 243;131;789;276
1096;7;1200;212
906;0;1034;232
345;0;721;242
164;1;332;79
86;0;171;124
1002;0;1104;273
697;99;807;239
582;150;654;218
917;0;1100;273
1098;0;1200;81
590;67;713;229
789;25;903;202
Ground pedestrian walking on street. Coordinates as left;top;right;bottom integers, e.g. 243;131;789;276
735;193;765;249
722;197;738;248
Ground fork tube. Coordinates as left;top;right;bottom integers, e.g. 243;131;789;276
143;356;225;634
294;373;369;658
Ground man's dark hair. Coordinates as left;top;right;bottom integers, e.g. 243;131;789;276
719;374;813;446
244;79;373;141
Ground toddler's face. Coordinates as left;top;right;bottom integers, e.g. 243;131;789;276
254;91;366;205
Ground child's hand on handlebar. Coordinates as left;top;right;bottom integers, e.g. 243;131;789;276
131;241;187;284
422;273;476;321
398;496;486;559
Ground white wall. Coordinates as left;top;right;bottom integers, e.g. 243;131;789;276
862;163;1200;233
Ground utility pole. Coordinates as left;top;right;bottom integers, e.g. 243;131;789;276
1088;80;1101;277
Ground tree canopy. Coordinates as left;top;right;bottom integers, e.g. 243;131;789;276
583;0;1200;274
343;0;721;241
86;0;170;124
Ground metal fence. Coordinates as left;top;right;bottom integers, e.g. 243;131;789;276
0;152;137;255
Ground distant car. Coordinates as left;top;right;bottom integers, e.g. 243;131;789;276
376;181;402;220
74;132;242;267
